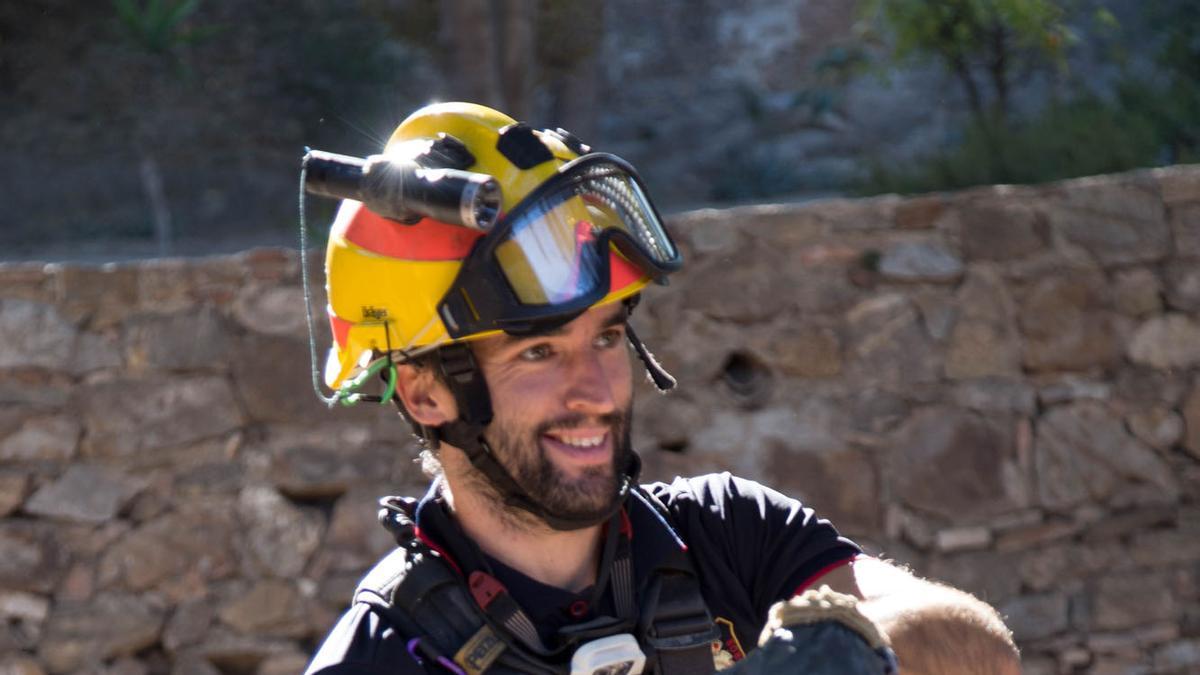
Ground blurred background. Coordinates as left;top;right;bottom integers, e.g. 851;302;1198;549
2;0;1197;261
2;3;1200;674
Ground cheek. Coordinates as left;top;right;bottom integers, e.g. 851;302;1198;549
487;370;560;419
604;349;635;402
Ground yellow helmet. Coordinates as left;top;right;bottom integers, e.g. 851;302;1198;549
323;102;681;389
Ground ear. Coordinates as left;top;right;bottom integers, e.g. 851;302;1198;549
394;363;459;427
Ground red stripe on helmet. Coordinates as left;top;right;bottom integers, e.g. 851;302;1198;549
341;202;483;261
609;248;644;292
328;308;352;348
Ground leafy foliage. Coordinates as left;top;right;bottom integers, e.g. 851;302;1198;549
1131;0;1200;163
855;0;1199;196
859;0;1073;126
791;45;871;122
869;0;1070;60
859;96;1160;195
113;0;214;55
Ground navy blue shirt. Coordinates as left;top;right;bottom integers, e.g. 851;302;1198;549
306;473;859;674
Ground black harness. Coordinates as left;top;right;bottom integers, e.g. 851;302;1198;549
353;484;718;674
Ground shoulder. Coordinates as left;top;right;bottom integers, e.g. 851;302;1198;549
641;472;806;520
305;601;425;675
306;546;441;675
639;472;861;581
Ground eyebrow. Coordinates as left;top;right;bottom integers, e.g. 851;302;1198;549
499;307;627;344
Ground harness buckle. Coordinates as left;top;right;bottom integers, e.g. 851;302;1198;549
468;571;507;610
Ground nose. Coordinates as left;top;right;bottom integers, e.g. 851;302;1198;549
562;350;617;415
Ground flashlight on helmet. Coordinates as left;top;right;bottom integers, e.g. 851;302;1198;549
302;149;502;230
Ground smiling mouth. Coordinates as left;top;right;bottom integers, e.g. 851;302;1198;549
541;430;611;462
548;433;605;448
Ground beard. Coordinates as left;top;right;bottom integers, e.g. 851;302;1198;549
474;403;634;529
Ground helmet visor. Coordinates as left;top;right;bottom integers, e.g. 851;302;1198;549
492;155;678;306
438;154;680;338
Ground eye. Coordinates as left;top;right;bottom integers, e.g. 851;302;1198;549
519;343;554;362
594;327;625;349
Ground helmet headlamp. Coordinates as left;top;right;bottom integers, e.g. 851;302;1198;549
303;149;503;231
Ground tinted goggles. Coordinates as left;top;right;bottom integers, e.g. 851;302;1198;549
438;154;681;338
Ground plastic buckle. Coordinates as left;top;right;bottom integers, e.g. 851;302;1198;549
497;123;554;169
569;633;645;675
438;344;478;384
468;571;506;610
424;133;475;170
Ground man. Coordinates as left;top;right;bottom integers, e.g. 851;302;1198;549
302;102;1019;674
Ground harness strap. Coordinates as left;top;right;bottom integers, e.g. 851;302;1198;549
629;488;717;674
643;573;719;674
376;498;563;674
369;489;718;674
455;507;632;659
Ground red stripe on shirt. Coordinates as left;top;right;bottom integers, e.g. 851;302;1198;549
792;554;860;596
413;526;464;577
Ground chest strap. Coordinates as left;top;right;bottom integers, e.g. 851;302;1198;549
358;490;717;674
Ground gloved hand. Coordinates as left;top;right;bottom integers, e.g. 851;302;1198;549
722;586;897;674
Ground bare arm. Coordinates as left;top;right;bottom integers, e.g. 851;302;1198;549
808;557;1020;675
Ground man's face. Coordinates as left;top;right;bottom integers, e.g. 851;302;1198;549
467;302;635;525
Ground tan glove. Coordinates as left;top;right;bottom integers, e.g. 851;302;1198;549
722;586;897;674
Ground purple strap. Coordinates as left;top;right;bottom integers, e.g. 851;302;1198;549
406;638;425;664
406;637;466;675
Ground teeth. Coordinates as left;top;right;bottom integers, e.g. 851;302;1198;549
555;434;604;448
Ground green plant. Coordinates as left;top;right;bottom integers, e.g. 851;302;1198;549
1125;1;1200;163
1114;80;1200;165
851;0;1200;196
791;45;870;122
113;0;215;55
858;0;1076;129
859;95;1161;195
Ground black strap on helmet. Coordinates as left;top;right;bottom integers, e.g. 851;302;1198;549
622;295;675;393
625;321;676;392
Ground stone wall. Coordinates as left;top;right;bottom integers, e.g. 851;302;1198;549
2;166;1199;675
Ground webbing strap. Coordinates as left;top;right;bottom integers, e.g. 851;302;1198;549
377;498;561;674
644;574;719;674
373;488;717;674
658;645;718;674
471;510;632;658
613;555;636;620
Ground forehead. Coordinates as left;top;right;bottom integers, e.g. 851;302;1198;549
473;302;627;352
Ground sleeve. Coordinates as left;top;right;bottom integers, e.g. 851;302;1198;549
644;473;861;616
305;602;431;675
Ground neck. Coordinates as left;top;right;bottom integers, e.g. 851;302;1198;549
442;474;605;593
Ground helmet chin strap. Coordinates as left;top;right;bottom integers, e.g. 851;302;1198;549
418;308;674;531
625;321;676;392
620;294;676;393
